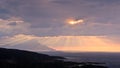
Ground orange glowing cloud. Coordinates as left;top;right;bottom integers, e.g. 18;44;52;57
66;18;84;25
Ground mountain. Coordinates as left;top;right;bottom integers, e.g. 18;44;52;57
0;48;62;62
3;39;55;51
0;48;65;68
0;34;55;51
0;48;108;68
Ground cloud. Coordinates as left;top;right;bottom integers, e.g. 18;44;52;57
0;16;120;37
0;0;120;52
0;0;120;36
50;0;72;4
0;17;31;36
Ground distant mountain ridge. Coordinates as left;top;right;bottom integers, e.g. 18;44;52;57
3;39;55;51
0;34;55;51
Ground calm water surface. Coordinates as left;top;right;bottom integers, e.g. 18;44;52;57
44;52;120;68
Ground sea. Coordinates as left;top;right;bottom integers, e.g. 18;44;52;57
43;52;120;68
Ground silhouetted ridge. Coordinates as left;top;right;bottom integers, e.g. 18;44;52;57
0;48;108;68
0;48;64;62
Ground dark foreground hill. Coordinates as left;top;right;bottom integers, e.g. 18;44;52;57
0;48;108;68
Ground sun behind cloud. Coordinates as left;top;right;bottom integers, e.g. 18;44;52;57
66;18;84;25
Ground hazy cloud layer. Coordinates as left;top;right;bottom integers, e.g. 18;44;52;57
0;0;120;36
0;17;31;36
0;34;120;52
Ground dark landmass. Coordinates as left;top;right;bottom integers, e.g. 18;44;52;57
0;48;108;68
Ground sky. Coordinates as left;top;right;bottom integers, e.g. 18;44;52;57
0;0;120;52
